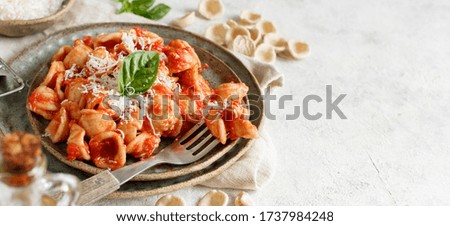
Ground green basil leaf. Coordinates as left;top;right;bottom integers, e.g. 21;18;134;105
130;0;156;15
136;3;171;20
118;55;131;94
116;0;132;14
114;0;170;20
119;51;159;96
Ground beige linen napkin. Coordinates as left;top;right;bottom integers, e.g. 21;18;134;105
199;54;283;190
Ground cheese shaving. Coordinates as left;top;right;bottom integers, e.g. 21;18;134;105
64;64;85;80
121;32;137;53
137;36;153;50
85;50;121;76
155;73;176;90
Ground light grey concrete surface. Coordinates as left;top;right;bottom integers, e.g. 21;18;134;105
1;0;449;205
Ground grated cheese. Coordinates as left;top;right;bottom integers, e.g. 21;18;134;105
80;73;145;122
0;0;64;20
155;73;176;90
85;50;121;76
121;32;137;53
107;96;132;121
62;28;188;125
137;36;153;50
81;75;120;96
64;64;85;80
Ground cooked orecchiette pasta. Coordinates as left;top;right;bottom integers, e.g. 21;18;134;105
41;61;65;88
28;86;60;120
93;32;123;49
164;39;201;74
78;109;116;138
228;118;259;140
67;122;90;161
126;132;161;159
64;78;88;106
27;27;258;170
54;72;65;100
116;107;142;144
214;82;249;102
51;45;73;62
63;42;93;69
206;117;227;144
89;131;126;170
61;100;81;120
45;107;70;143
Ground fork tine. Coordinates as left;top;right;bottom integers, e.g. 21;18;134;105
178;120;204;143
187;133;213;152
182;126;209;147
191;139;221;159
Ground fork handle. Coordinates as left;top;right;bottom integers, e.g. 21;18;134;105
77;170;120;206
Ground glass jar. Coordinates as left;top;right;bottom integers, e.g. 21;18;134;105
0;133;80;206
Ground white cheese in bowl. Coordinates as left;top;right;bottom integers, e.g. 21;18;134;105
0;0;64;20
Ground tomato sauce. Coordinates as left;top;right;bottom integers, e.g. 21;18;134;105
90;134;124;170
67;143;81;161
81;36;94;48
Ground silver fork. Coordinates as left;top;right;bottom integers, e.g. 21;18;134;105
77;121;220;206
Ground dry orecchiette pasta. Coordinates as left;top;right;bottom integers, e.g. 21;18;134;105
198;0;225;20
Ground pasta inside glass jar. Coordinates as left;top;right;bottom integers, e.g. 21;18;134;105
0;132;80;206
